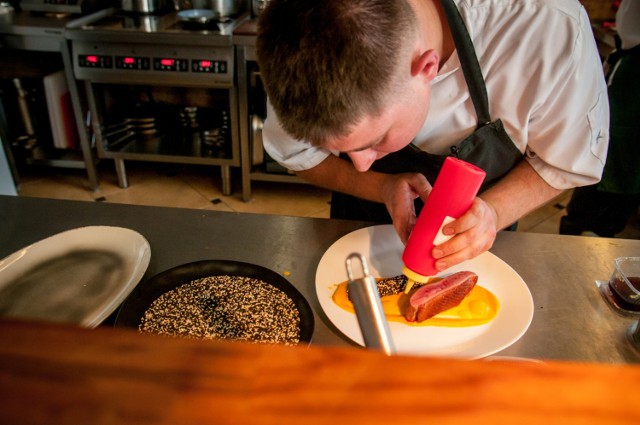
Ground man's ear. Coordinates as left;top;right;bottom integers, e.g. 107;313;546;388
411;49;440;81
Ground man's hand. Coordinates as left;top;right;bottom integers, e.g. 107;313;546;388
429;197;498;272
424;160;562;272
380;174;499;272
379;172;432;243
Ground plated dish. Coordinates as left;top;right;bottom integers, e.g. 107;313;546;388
115;260;315;345
0;226;151;328
316;225;534;358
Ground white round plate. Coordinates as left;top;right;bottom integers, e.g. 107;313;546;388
0;226;151;328
316;225;533;359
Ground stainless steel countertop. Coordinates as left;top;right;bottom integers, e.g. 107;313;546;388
0;9;75;51
1;195;638;364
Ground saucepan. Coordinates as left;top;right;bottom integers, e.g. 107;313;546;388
252;0;270;17
178;0;244;18
121;0;175;14
177;8;220;24
114;260;315;345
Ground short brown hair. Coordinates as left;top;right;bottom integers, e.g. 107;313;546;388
256;0;416;144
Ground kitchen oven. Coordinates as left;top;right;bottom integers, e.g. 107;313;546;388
65;6;248;194
234;15;301;201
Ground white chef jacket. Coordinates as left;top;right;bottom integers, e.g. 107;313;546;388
616;0;640;50
262;0;609;190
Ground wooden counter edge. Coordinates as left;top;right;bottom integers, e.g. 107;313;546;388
1;318;639;425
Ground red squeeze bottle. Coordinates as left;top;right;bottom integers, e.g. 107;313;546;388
401;157;486;291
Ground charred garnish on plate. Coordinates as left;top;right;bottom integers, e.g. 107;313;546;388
346;274;427;299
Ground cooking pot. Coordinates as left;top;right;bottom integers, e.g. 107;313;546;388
186;0;244;17
252;0;269;17
121;0;175;14
177;8;219;24
123;15;162;30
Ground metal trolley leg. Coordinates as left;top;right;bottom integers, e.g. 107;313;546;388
221;165;232;196
115;159;128;188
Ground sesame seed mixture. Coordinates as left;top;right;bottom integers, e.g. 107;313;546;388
139;275;301;345
376;275;410;297
346;275;426;299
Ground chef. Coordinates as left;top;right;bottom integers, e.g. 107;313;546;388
256;0;609;271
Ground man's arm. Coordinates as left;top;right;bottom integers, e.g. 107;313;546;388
478;159;564;231
299;155;563;273
431;159;563;272
296;154;433;240
295;154;388;203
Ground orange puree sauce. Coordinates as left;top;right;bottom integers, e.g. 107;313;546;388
332;279;499;327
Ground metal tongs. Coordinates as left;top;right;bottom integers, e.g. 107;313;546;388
345;253;396;355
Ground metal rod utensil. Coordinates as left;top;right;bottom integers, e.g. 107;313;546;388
345;253;396;355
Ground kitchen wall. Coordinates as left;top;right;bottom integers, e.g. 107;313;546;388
580;0;617;21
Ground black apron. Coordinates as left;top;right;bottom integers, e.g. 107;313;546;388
330;0;523;222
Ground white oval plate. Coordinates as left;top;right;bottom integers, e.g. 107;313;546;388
316;225;533;359
0;226;151;328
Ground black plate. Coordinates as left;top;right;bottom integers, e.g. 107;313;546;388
114;260;314;344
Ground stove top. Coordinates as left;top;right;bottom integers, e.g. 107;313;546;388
66;8;249;46
83;12;235;33
67;9;244;86
20;0;118;15
1;10;83;34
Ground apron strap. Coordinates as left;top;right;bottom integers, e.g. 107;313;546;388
441;0;492;127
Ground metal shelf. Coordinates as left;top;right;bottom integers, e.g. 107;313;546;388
83;78;241;194
23;149;88;169
100;132;235;165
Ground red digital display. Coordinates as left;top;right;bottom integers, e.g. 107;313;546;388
160;59;175;66
80;54;113;69
199;60;212;68
124;57;135;65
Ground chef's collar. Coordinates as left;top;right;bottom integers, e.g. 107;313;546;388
433;50;460;83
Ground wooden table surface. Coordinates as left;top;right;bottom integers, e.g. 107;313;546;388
1;318;639;424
